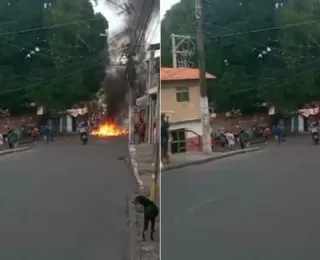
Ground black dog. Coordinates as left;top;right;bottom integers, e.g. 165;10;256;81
133;195;159;241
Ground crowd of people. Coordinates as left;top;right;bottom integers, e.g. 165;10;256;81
0;123;56;150
0;128;19;149
212;128;251;150
0;128;22;149
212;124;286;149
134;113;291;166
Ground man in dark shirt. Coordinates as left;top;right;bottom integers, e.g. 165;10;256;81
161;113;170;164
43;124;51;146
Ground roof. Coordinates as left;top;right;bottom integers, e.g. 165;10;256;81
161;67;216;81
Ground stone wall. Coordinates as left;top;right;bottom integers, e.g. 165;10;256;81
211;113;271;132
178;113;271;153
0;114;38;133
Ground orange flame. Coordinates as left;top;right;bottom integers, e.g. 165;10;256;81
90;122;128;136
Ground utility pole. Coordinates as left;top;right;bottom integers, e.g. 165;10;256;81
126;26;135;145
171;34;177;68
195;0;211;153
151;72;160;202
148;43;160;202
147;49;155;145
127;57;135;145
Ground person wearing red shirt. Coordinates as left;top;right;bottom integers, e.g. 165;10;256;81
139;117;146;143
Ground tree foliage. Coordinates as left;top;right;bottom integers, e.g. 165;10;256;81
161;0;320;113
0;0;108;113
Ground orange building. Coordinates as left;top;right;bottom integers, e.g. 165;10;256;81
161;67;216;153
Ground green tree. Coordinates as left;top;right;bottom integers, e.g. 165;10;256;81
0;0;108;113
43;0;108;110
161;0;317;112
274;0;320;111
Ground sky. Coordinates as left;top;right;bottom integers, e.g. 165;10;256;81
92;0;181;58
92;0;160;44
161;0;180;19
91;1;125;36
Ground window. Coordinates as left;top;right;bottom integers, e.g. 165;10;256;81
176;87;189;102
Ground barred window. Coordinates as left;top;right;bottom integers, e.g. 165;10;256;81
176;87;189;102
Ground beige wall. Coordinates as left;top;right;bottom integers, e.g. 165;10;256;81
161;80;200;122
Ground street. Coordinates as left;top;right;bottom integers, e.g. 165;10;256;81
162;138;320;260
0;136;135;260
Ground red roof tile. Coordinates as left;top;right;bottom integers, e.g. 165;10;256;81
161;67;216;81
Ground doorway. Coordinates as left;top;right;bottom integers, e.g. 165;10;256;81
170;128;186;154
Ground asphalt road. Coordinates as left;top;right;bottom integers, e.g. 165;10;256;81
162;138;320;260
0;136;135;260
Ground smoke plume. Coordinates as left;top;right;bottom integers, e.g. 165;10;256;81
102;0;160;120
102;67;128;119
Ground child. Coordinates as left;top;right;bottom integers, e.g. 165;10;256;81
225;131;235;150
263;127;271;144
32;127;40;143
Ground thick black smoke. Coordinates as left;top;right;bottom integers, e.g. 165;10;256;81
102;0;160;119
102;68;128;119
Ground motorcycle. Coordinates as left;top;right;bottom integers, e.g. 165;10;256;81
80;133;88;145
312;132;319;145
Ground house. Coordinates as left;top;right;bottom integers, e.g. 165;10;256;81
161;67;216;153
292;106;320;133
37;99;103;134
135;43;160;144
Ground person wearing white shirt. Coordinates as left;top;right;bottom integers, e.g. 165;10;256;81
225;131;235;149
0;133;3;146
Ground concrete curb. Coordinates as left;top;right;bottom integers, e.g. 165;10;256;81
163;147;262;172
127;194;141;260
19;140;33;145
128;144;144;190
126;144;154;260
126;137;142;260
0;146;31;156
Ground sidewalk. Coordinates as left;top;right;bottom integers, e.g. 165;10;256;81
0;146;30;156
133;143;156;190
128;143;159;260
163;147;262;172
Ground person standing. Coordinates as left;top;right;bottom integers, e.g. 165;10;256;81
263;127;271;144
8;129;18;149
161;114;170;164
0;132;4;149
138;117;146;143
32;126;40;143
215;129;226;148
273;125;282;146
238;128;245;149
225;130;235;150
43;124;51;146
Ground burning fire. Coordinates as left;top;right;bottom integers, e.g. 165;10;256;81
90;122;128;137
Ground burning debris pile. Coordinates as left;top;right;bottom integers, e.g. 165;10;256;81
90;121;128;137
96;0;159;138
